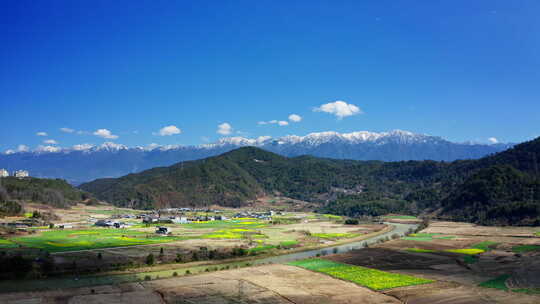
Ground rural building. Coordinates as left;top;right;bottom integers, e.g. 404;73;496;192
95;220;112;227
0;169;8;177
155;226;170;234
143;215;159;223
171;216;189;224
14;170;29;178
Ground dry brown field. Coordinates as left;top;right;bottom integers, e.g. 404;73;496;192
1;264;401;304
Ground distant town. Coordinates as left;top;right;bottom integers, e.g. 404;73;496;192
0;168;29;178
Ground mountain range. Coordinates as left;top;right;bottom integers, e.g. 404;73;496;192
80;136;540;226
1;130;512;185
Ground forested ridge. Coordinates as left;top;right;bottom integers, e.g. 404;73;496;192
80;137;540;226
0;177;92;216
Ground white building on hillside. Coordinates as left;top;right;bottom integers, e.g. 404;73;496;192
14;170;29;178
0;169;8;177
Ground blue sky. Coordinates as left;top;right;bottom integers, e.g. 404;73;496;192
1;1;539;152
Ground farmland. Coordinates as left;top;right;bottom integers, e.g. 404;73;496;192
0;204;390;284
2;218;540;304
0;215;378;254
288;258;433;290
2;208;540;304
324;220;540;303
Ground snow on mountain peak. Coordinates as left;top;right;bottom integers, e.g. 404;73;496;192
35;145;62;153
0;130;453;155
97;142;128;151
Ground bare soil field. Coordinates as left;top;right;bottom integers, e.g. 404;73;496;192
1;264;400;304
423;221;539;238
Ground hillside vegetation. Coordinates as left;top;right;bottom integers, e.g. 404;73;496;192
80;137;540;226
0;177;92;216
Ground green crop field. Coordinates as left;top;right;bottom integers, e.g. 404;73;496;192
405;248;436;253
383;215;418;220
0;217;293;253
463;255;479;264
288;258;434;290
402;233;456;242
9;228;189;252
511;245;540;253
478;274;510;291
0;214;358;254
535;232;540;237
311;233;358;239
445;248;485;255
0;239;19;249
471;241;498;251
514;288;540;295
321;214;343;221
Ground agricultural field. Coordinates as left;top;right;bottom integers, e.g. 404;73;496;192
0;206;388;282
1;264;403;304
288;258;433;290
0;213;375;254
6;228;190;252
323;220;540;304
383;215;418;220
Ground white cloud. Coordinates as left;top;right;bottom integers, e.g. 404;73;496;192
36;132;47;136
217;123;233;135
72;143;94;151
488;137;499;144
93;129;119;139
60;127;75;133
288;114;302;122
43;139;58;145
36;145;61;153
313;100;363;119
156;125;181;136
258;119;289;126
76;130;89;135
4;149;15;155
17;145;29;152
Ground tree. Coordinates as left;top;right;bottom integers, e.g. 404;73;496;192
146;253;155;265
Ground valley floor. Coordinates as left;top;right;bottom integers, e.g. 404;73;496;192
2;218;540;304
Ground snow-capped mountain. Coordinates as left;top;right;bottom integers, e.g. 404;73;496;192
0;130;512;184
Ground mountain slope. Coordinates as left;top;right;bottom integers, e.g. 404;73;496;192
0;177;93;216
81;147;451;209
81;136;540;226
1;130;511;184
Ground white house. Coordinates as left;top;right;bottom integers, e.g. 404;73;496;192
171;216;189;224
0;169;8;178
14;170;29;178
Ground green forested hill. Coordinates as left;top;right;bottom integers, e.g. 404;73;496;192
80;147;451;209
0;177;92;216
80;137;540;226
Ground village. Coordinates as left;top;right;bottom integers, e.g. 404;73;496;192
93;208;280;234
